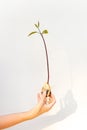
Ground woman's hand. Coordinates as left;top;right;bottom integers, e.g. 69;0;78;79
37;93;56;115
37;86;56;115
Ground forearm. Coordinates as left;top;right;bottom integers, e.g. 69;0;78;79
0;112;27;129
0;104;41;129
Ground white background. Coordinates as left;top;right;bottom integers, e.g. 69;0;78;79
0;0;87;130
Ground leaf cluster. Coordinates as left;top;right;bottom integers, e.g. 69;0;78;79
28;21;48;36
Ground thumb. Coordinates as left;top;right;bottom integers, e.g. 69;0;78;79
39;91;46;105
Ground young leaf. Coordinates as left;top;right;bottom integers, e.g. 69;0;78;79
42;30;48;34
38;21;40;27
34;24;38;28
28;31;37;36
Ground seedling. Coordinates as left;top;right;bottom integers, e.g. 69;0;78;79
28;22;51;98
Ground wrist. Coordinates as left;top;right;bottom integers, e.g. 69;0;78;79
24;104;41;120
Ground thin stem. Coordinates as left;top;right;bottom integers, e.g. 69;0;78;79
38;28;50;84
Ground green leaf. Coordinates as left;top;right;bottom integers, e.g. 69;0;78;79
28;31;37;36
38;21;40;27
42;30;48;34
34;24;38;28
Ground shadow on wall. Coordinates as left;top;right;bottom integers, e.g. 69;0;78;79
27;90;77;130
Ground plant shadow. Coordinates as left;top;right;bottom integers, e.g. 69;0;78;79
28;90;77;130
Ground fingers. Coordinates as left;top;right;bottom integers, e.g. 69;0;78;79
47;94;56;109
51;94;56;105
50;95;56;105
37;91;46;105
50;93;56;102
37;91;56;108
40;91;46;102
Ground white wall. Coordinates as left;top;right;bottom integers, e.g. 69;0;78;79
0;0;87;130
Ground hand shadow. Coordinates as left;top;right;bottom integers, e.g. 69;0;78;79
27;90;77;130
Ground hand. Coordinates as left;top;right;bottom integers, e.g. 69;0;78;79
37;91;56;115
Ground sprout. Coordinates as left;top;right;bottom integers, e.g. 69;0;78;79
28;21;50;85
